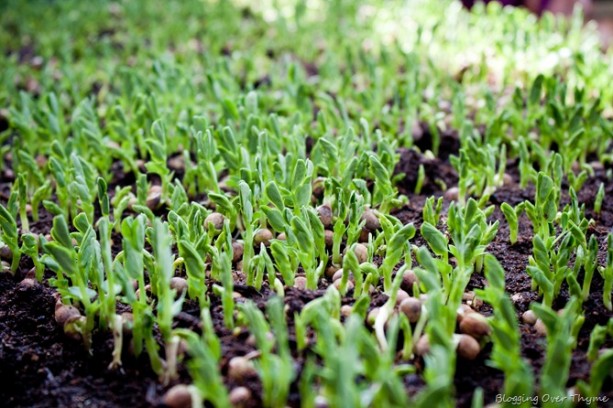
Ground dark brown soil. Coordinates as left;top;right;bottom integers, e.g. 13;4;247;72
0;272;164;408
1;132;612;407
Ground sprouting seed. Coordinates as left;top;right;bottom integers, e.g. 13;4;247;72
352;243;368;264
324;230;334;247
325;265;340;280
204;212;225;231
361;209;380;232
170;277;188;294
521;310;537;325
340;305;352;318
232;241;244;263
333;279;353;291
293;276;307;290
54;304;81;326
414;335;430;356
444;186;459;201
229;386;252;407
456;304;476;323
367;308;380;326
317;204;333;228
395;289;410;306
162;384;193;408
253;228;273;246
456;334;481;360
459;313;491;338
146;185;163;210
399;297;422;323
401;269;419;291
227;356;257;381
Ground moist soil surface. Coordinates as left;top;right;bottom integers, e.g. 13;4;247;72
1;133;613;407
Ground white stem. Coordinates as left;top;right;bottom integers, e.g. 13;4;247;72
374;303;391;351
163;335;180;385
108;314;123;370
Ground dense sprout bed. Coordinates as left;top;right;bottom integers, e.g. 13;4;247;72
0;0;612;407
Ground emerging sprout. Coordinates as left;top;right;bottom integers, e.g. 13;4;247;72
121;312;134;335
18;268;38;289
399;297;422;323
204;212;225;231
63;315;86;342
